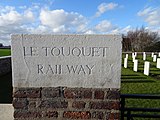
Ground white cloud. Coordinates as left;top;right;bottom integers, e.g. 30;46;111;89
0;6;35;45
83;20;118;34
111;25;132;34
40;9;87;33
84;30;95;34
0;6;15;13
0;6;88;45
138;7;160;26
95;20;117;33
0;9;34;26
95;2;118;17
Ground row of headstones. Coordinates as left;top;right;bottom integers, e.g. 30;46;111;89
124;52;160;76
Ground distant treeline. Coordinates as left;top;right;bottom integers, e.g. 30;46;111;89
0;46;11;49
0;43;11;49
122;26;160;52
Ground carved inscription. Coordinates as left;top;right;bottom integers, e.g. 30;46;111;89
23;46;108;75
11;35;122;88
37;64;94;75
23;47;108;57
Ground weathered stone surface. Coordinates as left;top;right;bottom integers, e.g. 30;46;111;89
11;34;122;88
0;104;14;120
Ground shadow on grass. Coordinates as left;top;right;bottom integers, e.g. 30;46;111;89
148;93;160;95
150;68;160;71
0;72;12;103
121;80;155;83
121;74;139;76
121;77;147;79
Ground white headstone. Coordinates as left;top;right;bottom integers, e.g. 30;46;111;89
132;55;136;62
132;53;135;58
157;58;160;69
133;59;138;72
153;55;157;62
158;52;160;57
124;58;128;68
151;52;154;57
144;61;150;76
125;54;128;59
143;52;146;60
11;34;122;88
134;52;137;57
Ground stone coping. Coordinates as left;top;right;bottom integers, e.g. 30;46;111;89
0;56;11;59
0;104;14;120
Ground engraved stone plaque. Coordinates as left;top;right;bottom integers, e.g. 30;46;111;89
11;35;122;88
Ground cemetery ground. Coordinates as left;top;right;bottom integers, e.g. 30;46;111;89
0;48;11;57
122;53;160;119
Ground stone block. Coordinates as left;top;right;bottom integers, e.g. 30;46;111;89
11;34;122;88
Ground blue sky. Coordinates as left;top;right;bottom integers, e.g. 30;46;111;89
0;0;160;45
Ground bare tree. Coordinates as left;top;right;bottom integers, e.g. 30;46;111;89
124;26;159;51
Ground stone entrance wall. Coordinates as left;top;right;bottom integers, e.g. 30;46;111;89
11;35;122;120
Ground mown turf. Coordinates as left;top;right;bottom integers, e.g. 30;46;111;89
121;53;160;120
0;49;11;57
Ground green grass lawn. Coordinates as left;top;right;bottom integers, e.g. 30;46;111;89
121;53;160;120
0;49;11;57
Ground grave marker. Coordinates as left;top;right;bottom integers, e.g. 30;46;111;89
153;55;157;62
132;55;136;62
151;52;154;57
143;52;146;60
157;58;160;69
144;61;150;76
125;54;128;59
134;52;137;57
124;58;128;68
133;59;138;72
132;53;135;58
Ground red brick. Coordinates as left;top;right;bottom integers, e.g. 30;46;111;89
111;101;120;110
39;100;68;108
106;112;120;120
42;111;58;118
106;89;120;100
72;101;86;109
13;88;41;98
12;98;28;109
94;90;104;99
64;88;82;99
63;111;91;119
13;88;28;98
14;110;41;118
41;87;61;98
89;101;111;109
92;111;104;119
83;89;92;99
28;101;36;109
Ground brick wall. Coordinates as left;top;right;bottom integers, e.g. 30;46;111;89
13;87;120;120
